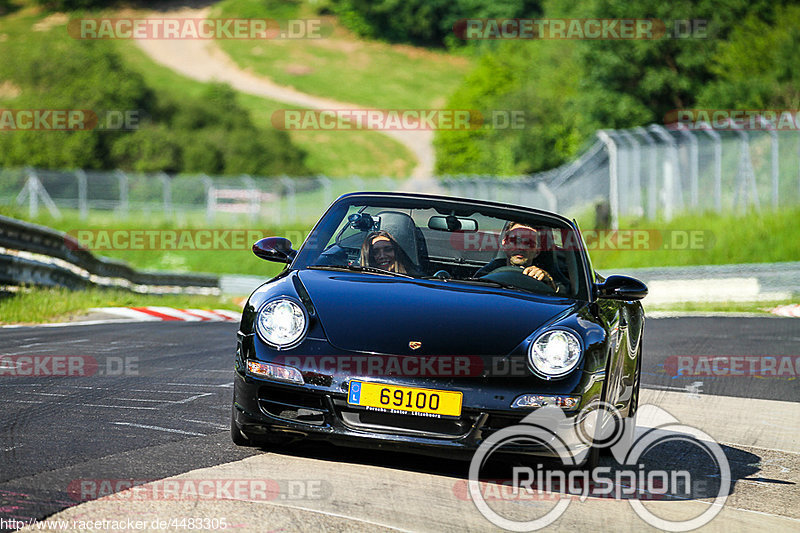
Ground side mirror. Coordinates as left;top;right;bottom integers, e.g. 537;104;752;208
597;275;648;300
253;237;296;263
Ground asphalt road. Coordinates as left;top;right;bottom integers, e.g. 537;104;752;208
0;322;258;529
0;317;797;531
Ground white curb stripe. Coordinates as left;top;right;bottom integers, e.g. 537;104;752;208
143;306;205;321
204;309;242;320
88;307;163;321
771;304;800;317
182;308;230;321
96;306;240;322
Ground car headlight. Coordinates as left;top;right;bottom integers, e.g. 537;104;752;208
528;329;582;378
256;298;307;349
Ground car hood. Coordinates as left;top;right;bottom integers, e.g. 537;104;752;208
297;269;580;356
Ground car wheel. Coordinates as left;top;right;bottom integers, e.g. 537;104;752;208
614;343;643;461
628;342;642;418
231;406;264;447
231;405;256;447
581;443;601;471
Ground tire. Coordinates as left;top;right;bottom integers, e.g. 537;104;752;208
581;444;601;471
614;344;643;462
231;405;253;446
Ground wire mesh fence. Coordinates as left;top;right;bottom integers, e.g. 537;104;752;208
1;120;798;228
442;122;800;228
0;169;404;227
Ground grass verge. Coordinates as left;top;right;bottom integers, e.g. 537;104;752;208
588;207;800;270
0;6;415;177
211;0;470;109
114;39;415;177
0;206;290;277
0;286;241;325
645;299;794;315
2;205;799;277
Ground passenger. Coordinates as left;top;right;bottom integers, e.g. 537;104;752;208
360;231;415;274
476;222;564;292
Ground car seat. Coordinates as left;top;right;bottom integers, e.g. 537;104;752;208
375;211;429;273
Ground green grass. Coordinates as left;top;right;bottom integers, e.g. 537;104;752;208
646;299;795;315
3;205;799;277
113;40;414;177
0;286;241;324
587;207;800;271
0;5;415;178
0;205;292;277
211;0;471;109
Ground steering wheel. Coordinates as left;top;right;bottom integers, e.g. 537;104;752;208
480;266;556;294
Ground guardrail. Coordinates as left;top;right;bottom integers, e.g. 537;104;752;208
0;215;220;295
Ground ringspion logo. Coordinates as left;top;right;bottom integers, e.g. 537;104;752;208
467;402;730;530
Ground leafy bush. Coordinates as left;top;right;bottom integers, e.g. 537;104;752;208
0;27;308;176
435;39;582;175
32;0;112;10
698;4;800;108
435;0;798;175
332;0;542;48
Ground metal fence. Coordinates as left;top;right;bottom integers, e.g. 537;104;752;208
2;121;799;228
0;169;403;226
442;122;800;228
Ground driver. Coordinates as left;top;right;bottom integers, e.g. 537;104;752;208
475;222;565;293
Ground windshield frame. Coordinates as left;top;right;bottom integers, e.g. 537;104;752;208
290;192;593;301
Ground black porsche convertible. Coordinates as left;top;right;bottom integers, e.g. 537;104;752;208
232;192;646;463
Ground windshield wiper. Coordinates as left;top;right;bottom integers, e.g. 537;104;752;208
307;265;413;278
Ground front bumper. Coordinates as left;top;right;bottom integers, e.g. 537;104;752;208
233;368;604;460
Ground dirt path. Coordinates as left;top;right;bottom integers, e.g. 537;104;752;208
134;5;437;188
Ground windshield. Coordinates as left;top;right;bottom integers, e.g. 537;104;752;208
292;195;589;300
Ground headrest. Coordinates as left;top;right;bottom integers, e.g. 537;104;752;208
375;211;419;265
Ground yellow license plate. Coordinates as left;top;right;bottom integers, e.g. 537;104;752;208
347;381;462;418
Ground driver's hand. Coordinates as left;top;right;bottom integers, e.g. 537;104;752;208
522;266;557;290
